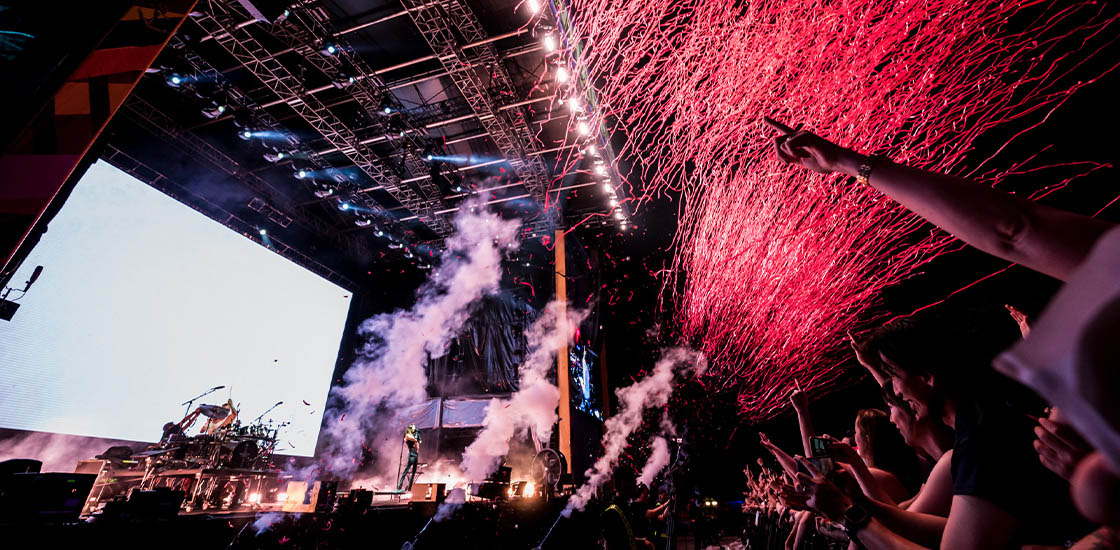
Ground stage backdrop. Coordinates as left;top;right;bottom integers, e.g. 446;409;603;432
0;161;352;456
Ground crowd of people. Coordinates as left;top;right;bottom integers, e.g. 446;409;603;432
731;117;1120;550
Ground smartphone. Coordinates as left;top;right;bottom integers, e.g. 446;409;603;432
810;436;831;458
807;456;834;475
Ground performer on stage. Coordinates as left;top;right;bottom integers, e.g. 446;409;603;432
397;424;420;491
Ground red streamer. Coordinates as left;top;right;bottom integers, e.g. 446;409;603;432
553;0;1120;420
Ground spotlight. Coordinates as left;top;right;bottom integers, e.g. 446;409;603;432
556;67;569;83
383;107;392;115
258;228;267;236
354;216;372;227
527;0;540;14
426;154;434;161
240;129;253;140
201;103;226;119
294;168;308;179
620;224;628;231
312;183;333;198
595;165;608;176
339;202;351;211
614;210;623;219
167;73;183;87
404;250;414;258
264;151;287;163
602;183;612;192
585;144;598;155
322;43;338;56
375;230;385;237
609;197;618;206
543;35;556;52
577;121;590;135
568;97;581;112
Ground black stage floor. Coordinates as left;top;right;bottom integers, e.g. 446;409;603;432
4;499;607;550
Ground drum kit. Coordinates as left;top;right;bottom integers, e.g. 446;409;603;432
134;397;290;511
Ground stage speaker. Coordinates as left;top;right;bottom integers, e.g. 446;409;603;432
468;481;506;501
0;458;41;475
486;466;512;484
411;483;445;503
0;472;96;523
281;480;336;513
125;487;184;519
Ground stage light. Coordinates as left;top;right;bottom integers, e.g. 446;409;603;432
602;183;612;192
404;250;414;258
609;197;618;206
339;202;351;211
569;97;581;112
543;35;556;52
313;183;333;198
375;230;385;237
323;43;338;56
556;67;569;83
167;73;183;87
595;165;607;176
524;481;535;497
586;144;598;155
614;210;623;219
259;228;267;236
384;106;392;114
577;121;590;135
620;224;628;231
240;129;253;140
354;216;371;227
426;154;434;161
295;168;308;179
201;104;226;119
527;0;540;14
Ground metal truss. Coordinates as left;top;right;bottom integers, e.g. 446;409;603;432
400;0;557;230
269;4;448;201
120;95;374;261
171;35;405;236
196;0;455;237
102;143;358;291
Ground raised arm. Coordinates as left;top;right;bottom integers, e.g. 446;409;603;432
790;386;815;456
759;432;802;478
763;117;1115;282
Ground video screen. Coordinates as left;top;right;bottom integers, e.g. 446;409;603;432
0;161;352;456
569;344;602;419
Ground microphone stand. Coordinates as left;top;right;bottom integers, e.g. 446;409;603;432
181;386;222;418
253;401;283;424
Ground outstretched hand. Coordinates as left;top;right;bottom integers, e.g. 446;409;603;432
763;116;865;177
793;457;853;522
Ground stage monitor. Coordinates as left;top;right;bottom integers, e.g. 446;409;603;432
0;161;352;456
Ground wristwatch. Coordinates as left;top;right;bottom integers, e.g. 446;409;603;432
842;501;872;535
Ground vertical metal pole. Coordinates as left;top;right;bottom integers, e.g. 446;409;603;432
553;230;572;472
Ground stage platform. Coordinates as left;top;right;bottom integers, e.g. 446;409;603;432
2;498;610;550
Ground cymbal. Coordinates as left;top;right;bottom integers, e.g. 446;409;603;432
199;404;231;419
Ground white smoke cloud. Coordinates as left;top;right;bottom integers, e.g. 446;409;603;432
564;347;706;515
434;301;587;520
319;199;520;480
638;413;676;487
0;430;148;473
433;487;466;521
638;436;670;487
